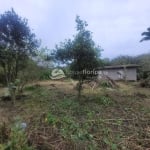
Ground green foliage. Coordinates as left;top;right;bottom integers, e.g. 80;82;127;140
103;138;117;150
136;53;150;73
47;113;58;125
15;59;51;93
107;53;150;72
34;47;54;68
46;113;94;142
95;96;113;106
39;69;52;80
140;27;150;42
0;123;9;144
111;55;135;65
4;78;22;104
4;127;33;150
45;96;116;149
100;80;112;88
0;121;34;150
102;58;111;66
86;111;95;119
54;16;102;98
140;77;150;88
25;85;39;91
110;53;150;80
59;98;78;109
55;16;102;76
18;59;41;82
0;9;39;84
7;82;148;149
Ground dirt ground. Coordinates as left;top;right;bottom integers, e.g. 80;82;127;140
0;80;150;150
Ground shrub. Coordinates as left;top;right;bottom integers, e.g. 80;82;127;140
39;69;52;80
0;123;9;143
94;96;113;106
140;76;150;88
100;80;112;88
0;121;34;150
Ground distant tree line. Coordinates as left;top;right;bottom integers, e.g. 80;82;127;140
102;52;150;79
0;8;149;102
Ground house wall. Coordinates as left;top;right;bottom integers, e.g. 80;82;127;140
126;68;137;81
98;68;137;81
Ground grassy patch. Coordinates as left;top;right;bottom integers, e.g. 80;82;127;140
0;121;33;150
94;95;114;106
0;80;150;149
24;85;40;91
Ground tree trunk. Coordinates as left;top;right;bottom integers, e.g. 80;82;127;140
3;65;9;86
77;79;83;100
9;86;16;105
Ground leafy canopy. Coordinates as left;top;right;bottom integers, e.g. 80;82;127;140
140;27;150;42
0;9;39;83
54;16;102;80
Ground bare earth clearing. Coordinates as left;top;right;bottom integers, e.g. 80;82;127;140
0;80;150;150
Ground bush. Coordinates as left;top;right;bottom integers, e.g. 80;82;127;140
0;123;9;144
0;121;34;150
39;69;52;80
100;80;112;88
94;96;113;106
140;78;150;88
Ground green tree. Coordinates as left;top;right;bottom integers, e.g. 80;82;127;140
102;58;111;66
54;16;102;99
0;9;39;85
111;55;135;65
140;27;150;42
35;47;54;68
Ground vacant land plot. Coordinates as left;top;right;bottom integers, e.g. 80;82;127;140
0;80;150;150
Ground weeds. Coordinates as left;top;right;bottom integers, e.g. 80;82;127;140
94;95;114;106
103;138;117;150
1;80;150;149
46;113;94;142
0;121;34;150
25;85;40;91
0;123;9;144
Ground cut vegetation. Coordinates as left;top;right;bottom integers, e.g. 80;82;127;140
0;8;150;150
0;80;150;150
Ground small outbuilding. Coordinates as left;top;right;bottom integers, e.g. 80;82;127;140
98;64;139;81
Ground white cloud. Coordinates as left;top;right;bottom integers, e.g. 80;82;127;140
0;0;150;58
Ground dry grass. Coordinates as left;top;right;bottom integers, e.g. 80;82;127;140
0;80;150;149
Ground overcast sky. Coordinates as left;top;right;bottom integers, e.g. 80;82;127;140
0;0;150;58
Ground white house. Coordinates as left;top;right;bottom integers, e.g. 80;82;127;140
98;64;139;81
